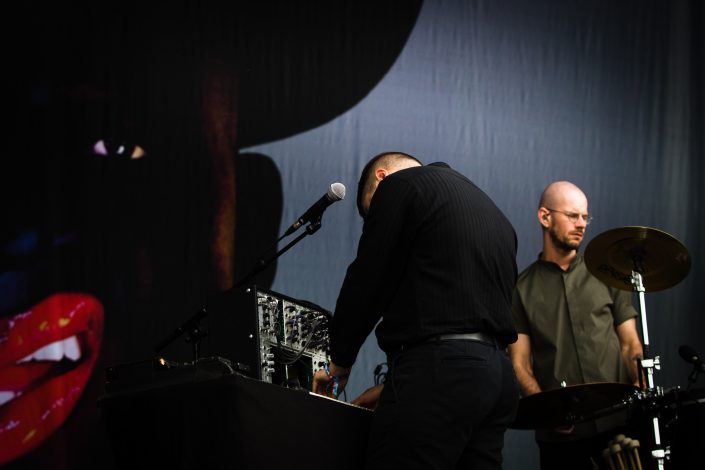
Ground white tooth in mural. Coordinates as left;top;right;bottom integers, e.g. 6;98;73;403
17;336;81;363
0;391;16;407
62;336;81;360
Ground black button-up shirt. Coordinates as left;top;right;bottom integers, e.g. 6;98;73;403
330;163;518;367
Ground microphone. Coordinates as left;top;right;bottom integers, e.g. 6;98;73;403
283;183;346;236
679;344;705;373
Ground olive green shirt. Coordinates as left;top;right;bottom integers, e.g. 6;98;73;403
512;253;637;440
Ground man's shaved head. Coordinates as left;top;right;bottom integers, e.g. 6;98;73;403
539;181;587;210
356;151;422;218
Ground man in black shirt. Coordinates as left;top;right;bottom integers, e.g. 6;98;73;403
312;152;519;469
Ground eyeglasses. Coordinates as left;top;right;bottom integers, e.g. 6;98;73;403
545;208;593;225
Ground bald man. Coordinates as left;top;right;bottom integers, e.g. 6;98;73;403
508;181;643;470
313;152;520;470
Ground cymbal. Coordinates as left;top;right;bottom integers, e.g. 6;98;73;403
510;382;638;430
584;226;690;292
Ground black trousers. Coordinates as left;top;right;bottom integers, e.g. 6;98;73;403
365;339;519;470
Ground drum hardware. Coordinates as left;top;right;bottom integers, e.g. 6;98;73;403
621;437;643;470
585;226;691;470
609;443;627;470
510;382;639;430
510;226;692;468
603;434;643;470
602;448;617;470
627;440;643;470
510;375;699;468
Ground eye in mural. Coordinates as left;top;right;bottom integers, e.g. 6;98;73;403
92;139;146;160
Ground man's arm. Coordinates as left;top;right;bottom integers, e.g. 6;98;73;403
507;333;542;396
328;177;417;369
351;383;384;410
615;318;644;387
510;334;576;434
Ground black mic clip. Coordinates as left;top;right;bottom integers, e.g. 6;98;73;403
305;216;323;234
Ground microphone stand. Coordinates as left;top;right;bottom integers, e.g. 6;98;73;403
153;216;323;361
153;307;207;361
232;216;322;289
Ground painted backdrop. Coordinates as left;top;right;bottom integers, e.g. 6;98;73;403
2;1;703;469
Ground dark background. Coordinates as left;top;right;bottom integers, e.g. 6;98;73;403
2;0;702;468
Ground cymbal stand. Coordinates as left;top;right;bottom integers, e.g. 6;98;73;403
630;264;668;469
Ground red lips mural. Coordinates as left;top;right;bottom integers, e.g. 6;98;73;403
0;293;104;465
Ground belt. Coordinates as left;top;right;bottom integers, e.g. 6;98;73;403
424;332;497;346
397;332;501;355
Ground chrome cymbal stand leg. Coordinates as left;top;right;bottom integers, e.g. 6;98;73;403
631;269;669;470
631;270;655;390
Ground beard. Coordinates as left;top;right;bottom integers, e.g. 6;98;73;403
548;225;582;252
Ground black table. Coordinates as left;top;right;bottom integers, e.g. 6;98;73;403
99;371;372;469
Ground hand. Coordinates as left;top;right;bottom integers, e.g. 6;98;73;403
351;383;384;410
554;425;575;434
633;358;647;389
311;360;350;399
312;369;332;396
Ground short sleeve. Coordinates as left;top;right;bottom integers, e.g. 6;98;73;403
611;288;638;326
511;287;531;335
